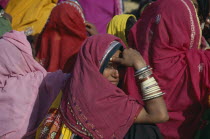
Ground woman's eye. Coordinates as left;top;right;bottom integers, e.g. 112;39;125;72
107;63;114;69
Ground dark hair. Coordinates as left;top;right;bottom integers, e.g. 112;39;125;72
99;43;124;73
197;0;209;21
0;5;3;10
125;16;136;42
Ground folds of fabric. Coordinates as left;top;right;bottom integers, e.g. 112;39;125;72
125;0;210;138
76;0;123;33
107;14;136;46
60;34;142;138
0;31;47;138
36;1;87;73
0;31;67;139
58;0;123;34
5;0;58;35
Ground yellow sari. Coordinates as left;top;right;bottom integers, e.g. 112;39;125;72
5;0;58;35
107;14;136;46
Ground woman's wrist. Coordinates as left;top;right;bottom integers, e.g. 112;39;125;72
134;60;146;70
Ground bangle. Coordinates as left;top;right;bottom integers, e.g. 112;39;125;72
136;74;153;83
134;65;150;76
143;92;165;101
137;74;165;100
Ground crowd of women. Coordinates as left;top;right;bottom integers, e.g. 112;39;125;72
0;0;210;138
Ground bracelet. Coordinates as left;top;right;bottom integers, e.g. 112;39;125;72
134;65;151;76
135;69;153;82
136;74;153;83
143;92;165;101
134;65;150;76
136;71;165;100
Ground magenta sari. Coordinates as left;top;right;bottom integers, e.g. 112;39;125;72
125;0;210;138
58;0;123;33
60;34;142;138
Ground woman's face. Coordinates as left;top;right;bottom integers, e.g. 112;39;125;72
102;50;122;86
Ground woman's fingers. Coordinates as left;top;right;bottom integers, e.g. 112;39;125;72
85;21;98;35
111;48;146;69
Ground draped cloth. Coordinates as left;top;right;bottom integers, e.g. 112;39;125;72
36;0;87;73
58;0;123;33
125;0;210;138
107;14;136;46
0;31;66;139
5;0;58;35
0;0;9;9
60;34;142;139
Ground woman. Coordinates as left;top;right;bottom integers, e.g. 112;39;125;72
0;30;66;139
36;34;168;139
107;14;137;46
5;0;58;35
58;0;123;33
126;0;210;138
36;0;88;73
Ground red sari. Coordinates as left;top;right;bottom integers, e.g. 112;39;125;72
36;0;87;73
125;0;210;138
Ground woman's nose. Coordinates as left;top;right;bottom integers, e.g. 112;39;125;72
112;69;119;78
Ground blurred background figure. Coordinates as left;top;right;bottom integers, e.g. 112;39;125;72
107;14;137;46
36;0;88;73
4;0;58;36
58;0;123;33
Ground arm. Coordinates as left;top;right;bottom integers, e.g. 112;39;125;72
112;48;169;124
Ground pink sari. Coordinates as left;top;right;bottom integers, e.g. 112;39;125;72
125;0;210;138
0;31;66;138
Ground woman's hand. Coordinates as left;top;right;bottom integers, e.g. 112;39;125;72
111;48;146;70
85;21;98;36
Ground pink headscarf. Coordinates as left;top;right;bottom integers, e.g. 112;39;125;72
0;31;66;138
126;0;210;138
60;34;142;139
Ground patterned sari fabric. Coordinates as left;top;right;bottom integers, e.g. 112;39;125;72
36;92;76;139
125;0;210;138
36;0;87;73
5;0;58;35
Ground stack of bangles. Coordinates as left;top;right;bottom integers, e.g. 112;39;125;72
135;65;165;101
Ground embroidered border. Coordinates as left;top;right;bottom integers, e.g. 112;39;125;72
58;0;85;22
180;0;195;49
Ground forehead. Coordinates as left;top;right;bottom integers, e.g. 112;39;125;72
112;50;121;58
